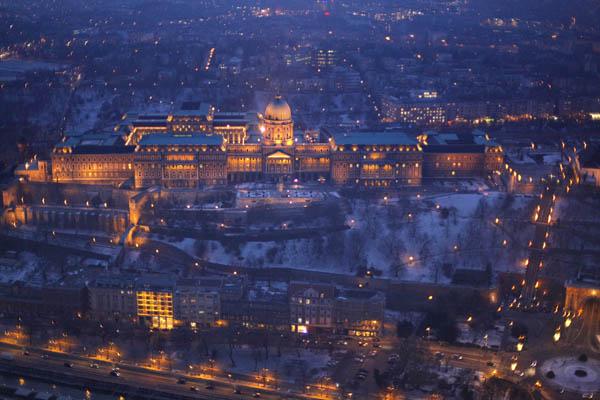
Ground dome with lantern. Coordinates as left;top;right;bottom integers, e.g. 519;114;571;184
264;95;292;121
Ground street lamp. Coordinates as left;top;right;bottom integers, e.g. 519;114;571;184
516;342;524;352
553;330;561;342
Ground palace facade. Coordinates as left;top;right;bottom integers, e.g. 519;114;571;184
21;96;504;190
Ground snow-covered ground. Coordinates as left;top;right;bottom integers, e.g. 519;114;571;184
171;343;330;384
64;88;116;135
179;190;536;283
456;322;503;349
0;252;39;284
0;251;71;286
540;357;600;393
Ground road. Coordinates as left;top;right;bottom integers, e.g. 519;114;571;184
523;183;556;304
0;343;325;400
421;341;502;372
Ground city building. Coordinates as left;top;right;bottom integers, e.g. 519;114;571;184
51;134;134;185
578;144;600;187
0;281;86;319
564;265;600;315
135;276;175;330
381;95;446;126
289;281;336;334
175;279;221;329
14;159;50;183
329;131;422;188
289;282;386;337
314;49;336;68
134;134;227;189
88;274;138;321
89;274;223;330
421;130;504;179
334;289;386;337
222;283;290;330
11;95;504;194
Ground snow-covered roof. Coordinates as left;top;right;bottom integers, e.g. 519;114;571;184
332;131;417;146
138;133;223;146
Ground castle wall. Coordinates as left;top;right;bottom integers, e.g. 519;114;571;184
13;205;129;233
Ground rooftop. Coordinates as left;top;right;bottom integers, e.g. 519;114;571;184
332;131;418;146
93;273;176;290
172;101;212;117
54;134;133;154
337;288;384;301
425;130;498;146
581;146;600;169
138;133;224;146
55;133;123;148
422;130;497;153
289;281;336;298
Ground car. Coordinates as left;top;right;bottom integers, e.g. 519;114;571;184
41;354;48;359
452;354;463;360
205;383;214;390
23;350;30;356
89;363;99;368
64;362;73;368
582;393;594;399
190;386;199;392
233;388;242;394
486;361;495;367
373;343;381;348
110;369;120;377
253;392;261;398
177;378;186;384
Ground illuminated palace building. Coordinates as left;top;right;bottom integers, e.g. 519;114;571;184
20;96;504;190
